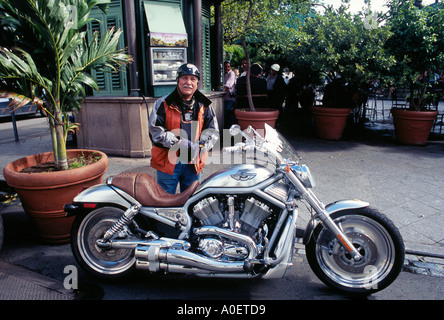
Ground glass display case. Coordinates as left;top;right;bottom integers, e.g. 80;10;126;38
150;47;187;85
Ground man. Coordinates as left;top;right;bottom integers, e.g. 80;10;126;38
239;58;248;77
266;63;287;117
149;63;219;194
235;63;268;108
223;61;236;128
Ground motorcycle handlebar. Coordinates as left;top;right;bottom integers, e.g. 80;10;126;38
222;145;243;153
222;144;255;154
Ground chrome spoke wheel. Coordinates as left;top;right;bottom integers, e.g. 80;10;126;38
72;207;136;278
306;208;404;294
316;216;394;289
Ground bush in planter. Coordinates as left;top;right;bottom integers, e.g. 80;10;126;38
285;4;395;139
384;0;443;144
0;0;132;243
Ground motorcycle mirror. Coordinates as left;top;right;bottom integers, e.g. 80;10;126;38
229;124;241;136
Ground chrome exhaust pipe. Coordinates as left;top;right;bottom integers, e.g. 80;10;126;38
135;244;246;273
134;226;259;274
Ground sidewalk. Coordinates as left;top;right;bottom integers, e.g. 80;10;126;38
0;115;443;299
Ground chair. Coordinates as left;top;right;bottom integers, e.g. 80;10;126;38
390;88;408;113
433;113;444;135
365;92;386;122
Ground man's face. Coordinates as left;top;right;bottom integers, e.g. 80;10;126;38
177;75;198;100
224;62;231;74
241;59;247;70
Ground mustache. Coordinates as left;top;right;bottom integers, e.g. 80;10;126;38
182;85;194;89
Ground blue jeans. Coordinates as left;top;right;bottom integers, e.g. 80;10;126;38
157;163;201;194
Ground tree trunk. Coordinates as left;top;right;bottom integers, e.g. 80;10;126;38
242;39;255;111
242;0;255;111
54;109;68;170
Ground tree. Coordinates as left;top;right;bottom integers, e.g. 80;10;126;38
385;0;444;110
222;0;307;110
288;3;395;108
0;0;132;169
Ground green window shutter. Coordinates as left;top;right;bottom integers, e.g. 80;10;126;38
88;1;127;96
201;1;211;92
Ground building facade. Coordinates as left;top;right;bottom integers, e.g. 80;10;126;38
77;0;225;157
88;0;224;97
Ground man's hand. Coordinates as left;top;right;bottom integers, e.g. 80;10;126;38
175;139;203;163
177;138;192;149
191;141;200;162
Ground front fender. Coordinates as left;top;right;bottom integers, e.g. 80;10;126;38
302;199;369;245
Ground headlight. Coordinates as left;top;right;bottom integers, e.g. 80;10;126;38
291;164;316;188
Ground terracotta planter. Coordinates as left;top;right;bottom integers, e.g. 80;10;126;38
312;106;351;140
3;149;108;244
391;109;438;145
234;108;280;136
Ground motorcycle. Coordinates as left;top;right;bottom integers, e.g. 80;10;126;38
66;124;405;295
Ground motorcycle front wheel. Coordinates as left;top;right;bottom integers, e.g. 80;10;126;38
306;207;405;295
0;214;4;252
71;207;136;279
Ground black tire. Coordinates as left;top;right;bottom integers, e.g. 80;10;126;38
306;207;405;295
71;207;137;279
0;214;4;252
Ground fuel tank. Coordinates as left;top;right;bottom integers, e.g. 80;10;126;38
195;164;274;192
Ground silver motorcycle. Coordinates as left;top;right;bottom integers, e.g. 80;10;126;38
66;124;405;295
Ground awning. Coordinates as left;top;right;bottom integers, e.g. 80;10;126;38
144;1;188;47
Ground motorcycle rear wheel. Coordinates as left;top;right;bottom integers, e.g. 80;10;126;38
71;207;136;279
306;207;404;295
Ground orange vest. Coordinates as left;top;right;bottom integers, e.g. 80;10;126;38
151;101;208;175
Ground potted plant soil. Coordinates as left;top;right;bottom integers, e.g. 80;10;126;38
0;0;132;243
3;150;108;244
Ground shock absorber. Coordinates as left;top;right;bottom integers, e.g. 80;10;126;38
102;204;141;241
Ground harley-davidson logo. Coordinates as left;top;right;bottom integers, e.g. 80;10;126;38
230;170;257;181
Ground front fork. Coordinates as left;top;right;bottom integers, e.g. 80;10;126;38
286;171;363;262
307;190;362;261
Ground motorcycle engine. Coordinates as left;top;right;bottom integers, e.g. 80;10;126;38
192;196;273;259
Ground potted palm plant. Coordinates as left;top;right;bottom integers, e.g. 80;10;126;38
0;0;132;243
385;0;443;145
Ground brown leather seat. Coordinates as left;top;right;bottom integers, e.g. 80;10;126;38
110;172;199;207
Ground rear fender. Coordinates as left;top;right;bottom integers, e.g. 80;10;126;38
302;199;369;245
65;184;137;217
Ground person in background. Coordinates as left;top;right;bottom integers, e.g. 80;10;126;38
223;61;237;128
239;58;248;77
149;63;219;194
266;63;287;122
235;63;268;108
